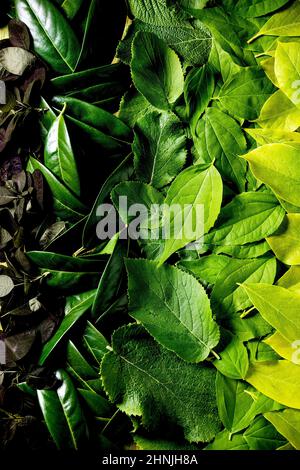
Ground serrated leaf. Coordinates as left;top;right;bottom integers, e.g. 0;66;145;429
125;259;219;362
101;324;221;442
133;110;186;189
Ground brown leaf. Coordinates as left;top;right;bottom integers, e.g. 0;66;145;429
0;47;35;76
8;20;30;50
4;329;36;361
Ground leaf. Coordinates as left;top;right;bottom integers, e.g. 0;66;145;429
134;434;198;450
257;90;300;131
242;143;300;207
131;32;184;111
101;324;221;442
215;336;249;380
205;192;285;248
39;290;96;365
0;47;35;75
245;128;300;146
158;164;223;264
61;0;84;19
28;157;87;222
211;257;277;319
194;107;247;191
184;64;215;134
178;254;230;286
74;0;96;69
78;389;112;417
120;0;212;66
119;88;155;128
265;331;299;362
82;321;108;365
217;67;274;120
52;96;132;153
209;40;242;84
44;107;80;197
277;265;300;294
249;0;300;42
15;0;81;73
267;214;300;265
133;110;186;189
246;360;300;409
26;251;104;273
125;259;219;362
275;41;300;108
0;275;14;297
66;341;98;379
241;283;300;345
233;0;291;18
210;241;271;259
243;416;286;450
216;373;283;434
37;369;88;449
265;409;300;450
205;429;249;450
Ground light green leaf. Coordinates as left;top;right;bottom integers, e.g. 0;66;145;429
241;283;300;345
277;265;300;294
243;416;286;450
205;192;285;248
133;110;186;188
125;259;219;362
233;0;291;18
267;214;300;265
16;0;80;73
214;336;249;380
243;143;300;207
194;107;247;191
265;409;300;450
178;254;230;286
245;128;300;145
264;331;298;362
211;257;277;319
205;429;249;450
131;32;184;111
158;164;223;264
44;107;80;197
275;41;300;109
249;0;300;42
246;360;300;409
101;324;221;442
257;90;300;131
218;67;274;120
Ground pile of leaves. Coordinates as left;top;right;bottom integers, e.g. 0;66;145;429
1;0;300;451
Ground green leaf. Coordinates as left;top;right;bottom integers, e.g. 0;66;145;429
78;388;112;417
44;107;80;197
37;369;88;449
267;214;300;265
241;283;300;345
66;340;98;379
125;259;219;362
40;97;57;142
245;128;300;146
265;409;300;450
209;40;242;83
119;88;155;128
216;373;283;434
194;107;247;191
217;67;274;120
15;0;80;73
264;332;295;362
243;416;286;450
211;257;277;319
131;32;184;111
178;254;230;286
249;0;300;41
158;164;223;264
53;96;132;153
209;241;271;259
82;321;109;365
74;0;96;69
184;64;215;134
205;192;285;248
60;0;84;19
26;251;104;273
101;324;221;442
242;143;300;207
28;157;87;222
277;265;300;294
246;360;300;409
215;336;249;380
232;0;291;18
275;41;300;108
257;90;300;131
39;290;96;365
205;429;249;450
133;110;186;189
134;434;198;450
121;0;212;66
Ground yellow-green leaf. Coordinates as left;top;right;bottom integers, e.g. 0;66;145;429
245;128;300;146
246;360;300;409
265;409;300;450
277;265;300;294
257;90;300;131
264;332;298;363
267;214;300;265
275;42;300;108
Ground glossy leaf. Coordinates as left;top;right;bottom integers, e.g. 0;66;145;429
16;0;80;73
125;259;219;363
82;321;108;364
